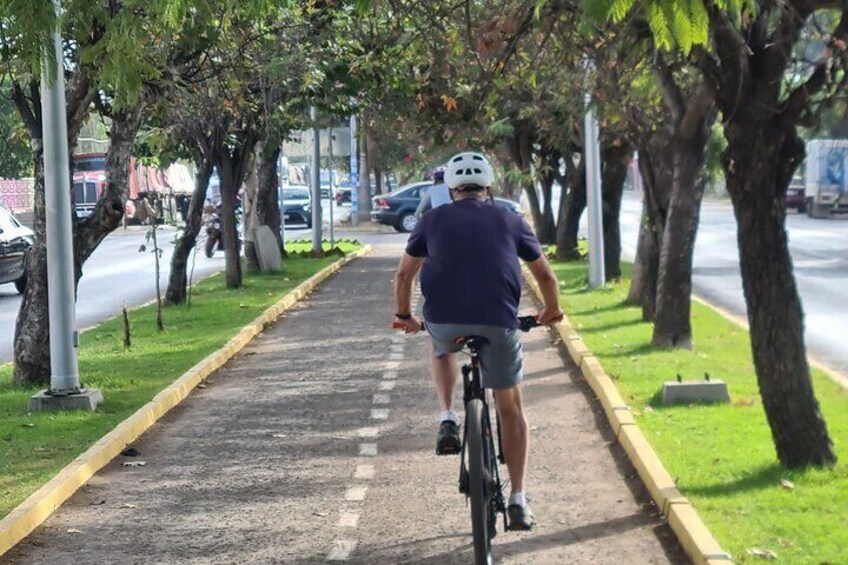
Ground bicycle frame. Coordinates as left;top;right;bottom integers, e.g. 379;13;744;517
457;342;508;530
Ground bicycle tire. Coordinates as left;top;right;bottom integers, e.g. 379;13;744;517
467;399;493;565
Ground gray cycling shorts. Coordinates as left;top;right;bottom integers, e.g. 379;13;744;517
425;322;524;390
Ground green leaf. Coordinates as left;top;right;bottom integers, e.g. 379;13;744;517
645;0;672;51
609;0;634;22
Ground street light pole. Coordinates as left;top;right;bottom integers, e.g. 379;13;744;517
584;91;606;289
349;115;359;226
328;126;335;249
310;106;323;255
29;0;102;412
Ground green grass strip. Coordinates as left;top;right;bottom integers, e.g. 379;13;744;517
550;260;847;564
0;242;359;520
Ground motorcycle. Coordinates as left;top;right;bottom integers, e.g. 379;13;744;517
203;202;243;258
204;211;223;258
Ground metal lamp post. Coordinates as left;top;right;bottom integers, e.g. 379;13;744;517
29;0;102;412
584;93;605;289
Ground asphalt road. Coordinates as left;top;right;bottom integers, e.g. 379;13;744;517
0;199;360;366
618;192;848;375
0;227;229;365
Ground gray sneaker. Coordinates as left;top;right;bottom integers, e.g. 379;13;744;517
436;421;461;455
506;503;535;531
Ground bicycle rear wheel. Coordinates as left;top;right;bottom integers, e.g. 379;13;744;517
466;398;494;565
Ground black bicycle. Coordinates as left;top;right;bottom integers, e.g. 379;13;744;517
454;315;540;565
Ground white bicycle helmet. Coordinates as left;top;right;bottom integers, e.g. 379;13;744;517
445;152;494;189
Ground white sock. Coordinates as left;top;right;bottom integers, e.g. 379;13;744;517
440;410;460;425
509;492;526;508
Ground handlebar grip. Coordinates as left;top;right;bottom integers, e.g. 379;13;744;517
517;315;540;332
391;321;407;330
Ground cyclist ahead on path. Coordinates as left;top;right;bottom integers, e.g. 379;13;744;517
415;166;451;219
393;151;563;531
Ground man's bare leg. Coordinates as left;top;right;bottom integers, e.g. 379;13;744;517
493;386;528;496
431;351;458;414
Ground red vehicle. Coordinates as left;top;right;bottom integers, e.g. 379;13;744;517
72;153;191;222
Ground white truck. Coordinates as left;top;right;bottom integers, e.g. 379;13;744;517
805;139;848;218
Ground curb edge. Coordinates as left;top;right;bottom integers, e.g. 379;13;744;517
0;245;373;557
522;267;732;565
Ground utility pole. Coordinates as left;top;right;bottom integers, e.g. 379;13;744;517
349;115;359;226
328;126;335;249
584;91;605;289
310;106;323;255
29;0;102;412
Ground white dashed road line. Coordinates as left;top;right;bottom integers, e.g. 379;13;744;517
344;486;368;502
337;512;360;528
354;465;375;480
359;443;378;456
327;539;358;561
327;303;416;561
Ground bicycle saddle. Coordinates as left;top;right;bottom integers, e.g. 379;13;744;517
454;335;489;351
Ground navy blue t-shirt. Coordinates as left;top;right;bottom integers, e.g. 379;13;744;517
405;199;542;329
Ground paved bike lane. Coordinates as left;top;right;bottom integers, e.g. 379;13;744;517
3;245;685;564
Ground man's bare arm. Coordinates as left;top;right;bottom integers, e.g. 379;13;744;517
525;255;564;324
394;252;424;316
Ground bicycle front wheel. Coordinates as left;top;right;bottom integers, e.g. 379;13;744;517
466;398;494;565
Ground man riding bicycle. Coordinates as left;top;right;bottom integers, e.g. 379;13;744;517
393;151;563;531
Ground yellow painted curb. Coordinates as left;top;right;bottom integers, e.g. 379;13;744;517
0;245;373;558
522;266;732;564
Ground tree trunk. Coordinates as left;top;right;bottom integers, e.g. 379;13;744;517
217;158;243;288
12;140;48;386
652;93;715;348
165;156;213;305
627;199;651;305
374;167;383;195
600;138;632;280
556;157;586;261
256;143;283;251
215;138;256;289
724;121;835;467
535;147;558;245
633;133;673;322
12;91;139;386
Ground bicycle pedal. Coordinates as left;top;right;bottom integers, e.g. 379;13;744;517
436;445;462;456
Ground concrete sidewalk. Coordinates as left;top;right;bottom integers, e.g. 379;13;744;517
2;246;684;564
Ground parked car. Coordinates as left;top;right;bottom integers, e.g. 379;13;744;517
786;175;806;213
370;182;523;233
0;205;34;293
280;185;312;228
335;179;353;205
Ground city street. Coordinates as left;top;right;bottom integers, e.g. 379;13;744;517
0;200;356;366
618;192;848;375
0;227;223;364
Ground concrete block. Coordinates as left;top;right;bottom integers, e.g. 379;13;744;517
254;225;283;272
28;389;103;412
662;380;730;405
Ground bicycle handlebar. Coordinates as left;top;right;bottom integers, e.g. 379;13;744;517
393;315;541;333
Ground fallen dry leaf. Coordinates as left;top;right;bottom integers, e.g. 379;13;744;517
779;479;795;490
67;529;83;534
121;461;147;467
120;503;138;509
746;548;778;560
